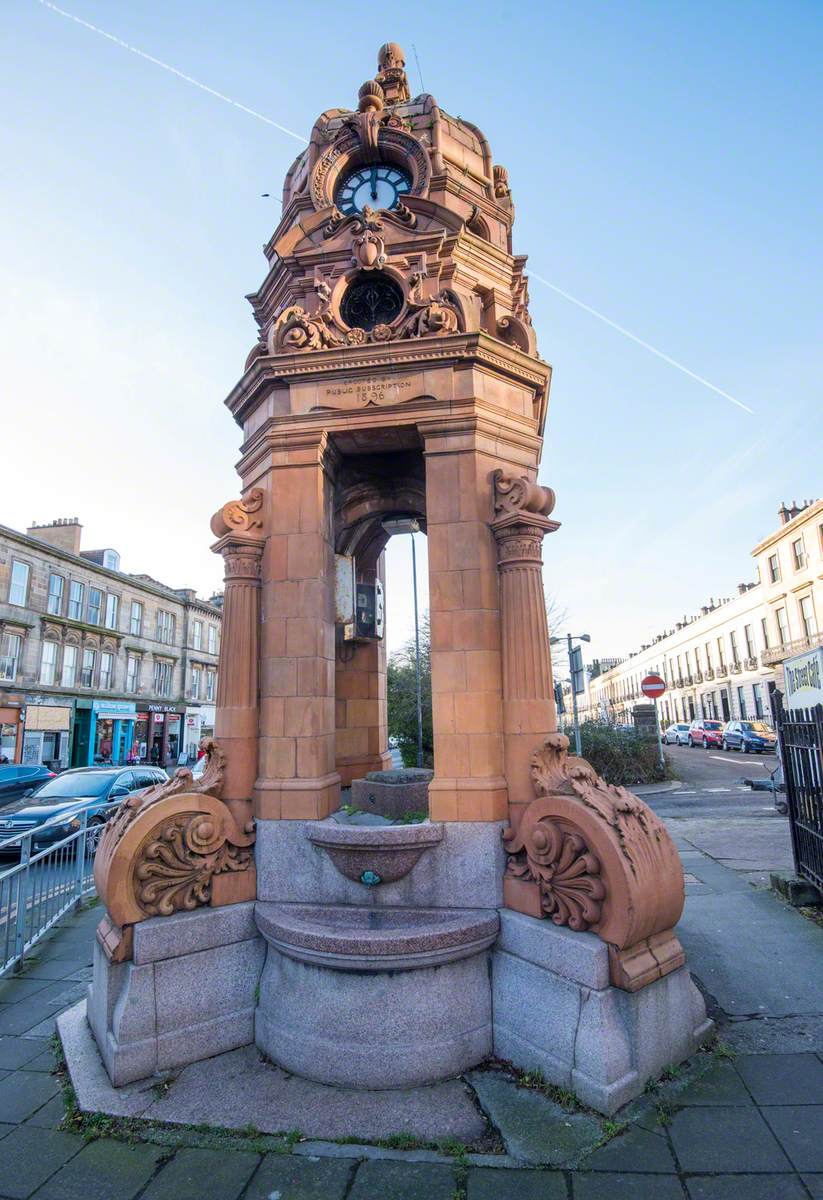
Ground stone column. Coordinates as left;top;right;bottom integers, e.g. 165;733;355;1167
335;553;391;786
491;472;560;831
423;425;508;822
210;489;266;832
255;431;340;820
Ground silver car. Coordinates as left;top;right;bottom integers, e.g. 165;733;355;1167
662;723;690;746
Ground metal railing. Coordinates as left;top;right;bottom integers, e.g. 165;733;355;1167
0;803;118;977
777;702;823;892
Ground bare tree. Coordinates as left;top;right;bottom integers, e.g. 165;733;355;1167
544;591;569;678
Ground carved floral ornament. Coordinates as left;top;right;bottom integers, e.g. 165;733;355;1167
503;733;687;990
93;741;256;957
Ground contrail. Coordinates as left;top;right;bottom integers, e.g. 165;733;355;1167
34;1;752;413
36;0;308;144
530;274;753;414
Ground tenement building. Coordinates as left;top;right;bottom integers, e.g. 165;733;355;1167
0;518;221;768
584;499;822;727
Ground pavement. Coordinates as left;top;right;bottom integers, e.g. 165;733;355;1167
0;745;820;1198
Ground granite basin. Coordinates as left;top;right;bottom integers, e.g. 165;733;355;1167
350;767;433;820
307;820;442;885
255;902;499;970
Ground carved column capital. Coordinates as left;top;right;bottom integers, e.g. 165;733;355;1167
490;472;560;556
210;488;265;539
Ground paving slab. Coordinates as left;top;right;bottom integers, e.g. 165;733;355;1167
572;1174;684;1199
685;1176;809;1199
347;1160;456;1200
0;1125;85;1199
676;888;823;1017
579;1125;676;1172
24;1093;67;1129
466;1166;567;1197
669;1105;793;1172
29;1139;166;1200
0;1038;48;1070
734;1052;823;1105
724;1014;823;1054
0;1068;60;1123
761;1105;823;1172
802;1176;823;1198
468;1071;602;1166
140;1147;260;1200
293;1141;452;1164
668;1059;753;1105
244;1153;358;1200
21;1049;57;1072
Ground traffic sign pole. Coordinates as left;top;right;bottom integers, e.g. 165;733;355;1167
640;674;667;775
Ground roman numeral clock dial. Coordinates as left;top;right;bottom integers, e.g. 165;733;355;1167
335;164;412;215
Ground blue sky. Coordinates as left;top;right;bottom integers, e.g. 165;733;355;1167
2;1;820;662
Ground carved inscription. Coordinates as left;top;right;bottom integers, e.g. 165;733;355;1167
319;377;413;408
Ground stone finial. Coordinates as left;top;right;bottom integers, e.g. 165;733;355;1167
375;41;410;104
358;79;384;112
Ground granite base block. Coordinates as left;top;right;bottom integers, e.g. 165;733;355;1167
87;905;265;1086
492;911;713;1115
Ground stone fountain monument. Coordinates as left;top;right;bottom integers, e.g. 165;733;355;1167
67;43;710;1120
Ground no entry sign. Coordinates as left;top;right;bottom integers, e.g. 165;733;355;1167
641;674;666;699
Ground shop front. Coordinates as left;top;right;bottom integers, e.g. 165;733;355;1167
182;705;216;763
0;700;24;762
145;704;185;768
22;697;75;769
73;699;137;767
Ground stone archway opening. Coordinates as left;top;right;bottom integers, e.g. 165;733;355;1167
332;439;428;792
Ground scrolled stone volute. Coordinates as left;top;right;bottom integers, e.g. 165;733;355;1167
503;732;686;992
93;741;256;960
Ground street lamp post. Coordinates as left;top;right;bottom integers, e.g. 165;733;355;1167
382;518;423;768
551;632;590;757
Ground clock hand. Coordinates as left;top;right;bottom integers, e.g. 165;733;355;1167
370;166;378;201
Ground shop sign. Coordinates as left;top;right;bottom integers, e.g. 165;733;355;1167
784;647;823;711
24;705;71;732
92;700;138;720
147;704;180;714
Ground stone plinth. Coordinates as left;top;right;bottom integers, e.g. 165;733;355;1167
87;903;264;1086
491;910;713;1114
350;767;432;820
255;902;498;1088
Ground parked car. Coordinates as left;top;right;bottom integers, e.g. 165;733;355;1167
722;721;778;754
0;766;167;857
662;723;691;745
0;765;56;806
687;719;725;749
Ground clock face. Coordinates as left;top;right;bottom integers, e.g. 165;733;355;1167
336;164;412;215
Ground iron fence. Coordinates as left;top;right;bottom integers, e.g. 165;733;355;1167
777;702;823;892
0;802;118;977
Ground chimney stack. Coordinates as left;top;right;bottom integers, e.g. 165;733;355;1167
27;518;82;556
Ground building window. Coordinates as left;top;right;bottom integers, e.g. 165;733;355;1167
775;607;789;646
87;587;103;626
100;651;114;689
760;617;770;649
191;667;201;700
799;595;817;640
126;655;140;692
81;648;96;688
737;686;747;719
705;642;713;668
47;573;64;616
192;620;203;651
104;594;119;630
685;651;692;679
68;580;84;620
729;631;739;665
206;670;216;702
207;625;217;655
130;600;143;636
156;610;175;645
768;553;781;583
752;683;764;718
0;632;22;682
716;637;725;668
744;625;755;659
153;659;173;697
39;641;58;685
792;538;807;571
61;644;77;687
9;560;30;607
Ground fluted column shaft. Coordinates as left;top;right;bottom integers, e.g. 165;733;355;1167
491;474;560;831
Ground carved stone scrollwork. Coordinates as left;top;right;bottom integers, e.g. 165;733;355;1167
399;290;462;339
270;305;343;354
210;489;264;539
493;472;556;521
503;733;687;992
93;740;257;960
